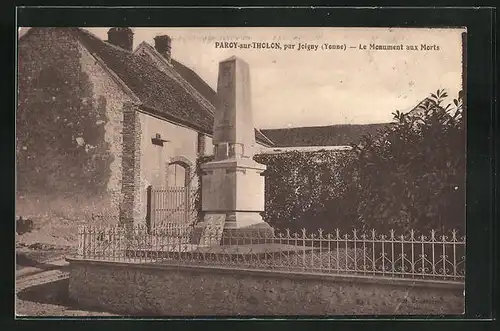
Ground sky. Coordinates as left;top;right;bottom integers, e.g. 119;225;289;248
19;27;464;129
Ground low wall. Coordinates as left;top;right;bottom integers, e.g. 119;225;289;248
67;258;464;316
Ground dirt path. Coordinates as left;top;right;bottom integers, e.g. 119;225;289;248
16;297;119;317
16;255;118;317
16;264;70;293
16;267;118;316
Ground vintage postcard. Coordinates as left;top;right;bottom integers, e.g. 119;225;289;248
16;27;466;317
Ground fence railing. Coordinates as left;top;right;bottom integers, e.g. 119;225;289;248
77;225;465;283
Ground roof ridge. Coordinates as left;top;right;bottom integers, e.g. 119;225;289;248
261;123;390;131
261;123;389;147
132;42;188;84
76;28;132;54
134;42;216;115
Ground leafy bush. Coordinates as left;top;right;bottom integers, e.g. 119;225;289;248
255;151;359;233
352;89;465;234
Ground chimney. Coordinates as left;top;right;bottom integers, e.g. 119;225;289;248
154;35;172;64
107;27;134;52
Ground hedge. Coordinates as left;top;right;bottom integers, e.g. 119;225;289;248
352;89;465;235
195;150;360;233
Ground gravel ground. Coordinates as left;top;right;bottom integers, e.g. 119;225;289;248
16;298;118;317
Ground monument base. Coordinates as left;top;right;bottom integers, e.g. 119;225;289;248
189;214;274;246
221;221;275;245
223;211;265;229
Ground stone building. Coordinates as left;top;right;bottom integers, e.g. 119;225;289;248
17;27;419;227
16;27;274;225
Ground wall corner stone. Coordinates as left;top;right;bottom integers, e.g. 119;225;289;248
120;102;142;225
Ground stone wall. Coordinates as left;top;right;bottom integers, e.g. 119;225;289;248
68;259;464;316
17;28;132;224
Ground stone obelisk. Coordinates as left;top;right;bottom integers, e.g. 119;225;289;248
200;56;272;235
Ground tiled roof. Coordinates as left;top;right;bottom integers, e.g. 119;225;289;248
70;28;272;145
171;59;218;109
260;97;439;148
261;124;388;147
72;28;215;134
132;41;216;116
137;43;272;145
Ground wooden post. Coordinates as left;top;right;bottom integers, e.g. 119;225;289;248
183;187;189;224
146;185;152;233
184;168;191;224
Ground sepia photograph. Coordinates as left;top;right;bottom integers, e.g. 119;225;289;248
16;26;466;317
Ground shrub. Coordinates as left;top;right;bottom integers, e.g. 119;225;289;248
352;89;465;234
255;151;359;233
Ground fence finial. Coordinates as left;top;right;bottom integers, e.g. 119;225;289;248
318;228;324;238
301;228;307;237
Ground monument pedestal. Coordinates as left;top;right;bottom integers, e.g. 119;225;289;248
201;158;270;230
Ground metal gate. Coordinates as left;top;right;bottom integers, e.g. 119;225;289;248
146;185;197;230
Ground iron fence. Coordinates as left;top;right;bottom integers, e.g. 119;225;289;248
77;224;465;283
